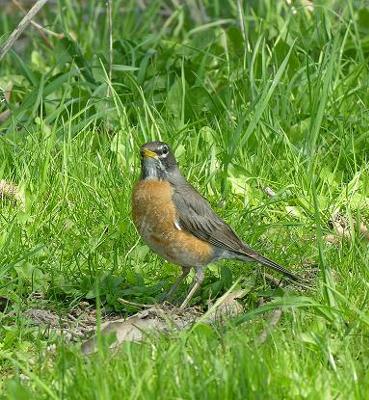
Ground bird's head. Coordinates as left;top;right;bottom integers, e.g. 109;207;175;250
139;141;179;180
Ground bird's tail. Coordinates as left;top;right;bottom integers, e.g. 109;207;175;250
237;245;299;282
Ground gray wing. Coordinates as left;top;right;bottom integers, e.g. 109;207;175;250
172;183;299;281
172;183;246;253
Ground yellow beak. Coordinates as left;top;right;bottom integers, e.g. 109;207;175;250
142;149;158;159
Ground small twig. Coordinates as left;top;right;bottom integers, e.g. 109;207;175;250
11;0;50;46
117;298;153;309
0;0;49;62
11;0;64;43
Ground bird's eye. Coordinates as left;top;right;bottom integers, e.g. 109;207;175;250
162;145;169;155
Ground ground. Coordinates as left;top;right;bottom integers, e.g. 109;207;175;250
1;0;369;398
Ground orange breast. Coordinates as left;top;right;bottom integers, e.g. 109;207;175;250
132;179;213;267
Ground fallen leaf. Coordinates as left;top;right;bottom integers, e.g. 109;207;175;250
81;305;200;355
325;209;369;244
0;180;25;207
205;289;245;323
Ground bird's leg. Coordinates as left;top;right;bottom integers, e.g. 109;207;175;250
180;267;204;309
163;266;191;302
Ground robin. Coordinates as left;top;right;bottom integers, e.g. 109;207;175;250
132;141;298;308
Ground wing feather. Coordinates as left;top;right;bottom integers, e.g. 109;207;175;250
171;183;298;281
172;184;246;253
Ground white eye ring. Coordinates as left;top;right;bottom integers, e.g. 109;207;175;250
161;146;169;157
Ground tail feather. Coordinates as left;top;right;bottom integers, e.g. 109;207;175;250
238;247;299;281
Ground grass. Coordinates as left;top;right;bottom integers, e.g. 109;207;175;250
1;0;369;398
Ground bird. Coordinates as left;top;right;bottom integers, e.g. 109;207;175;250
132;141;298;308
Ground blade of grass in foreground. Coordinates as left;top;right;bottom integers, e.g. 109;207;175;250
223;40;296;187
308;38;340;315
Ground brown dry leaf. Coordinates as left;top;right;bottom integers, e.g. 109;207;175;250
0;179;25;207
0;109;12;123
205;289;245;323
324;209;369;244
81;305;200;355
81;289;248;355
81;314;164;355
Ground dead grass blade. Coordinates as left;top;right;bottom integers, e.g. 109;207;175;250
0;0;49;62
